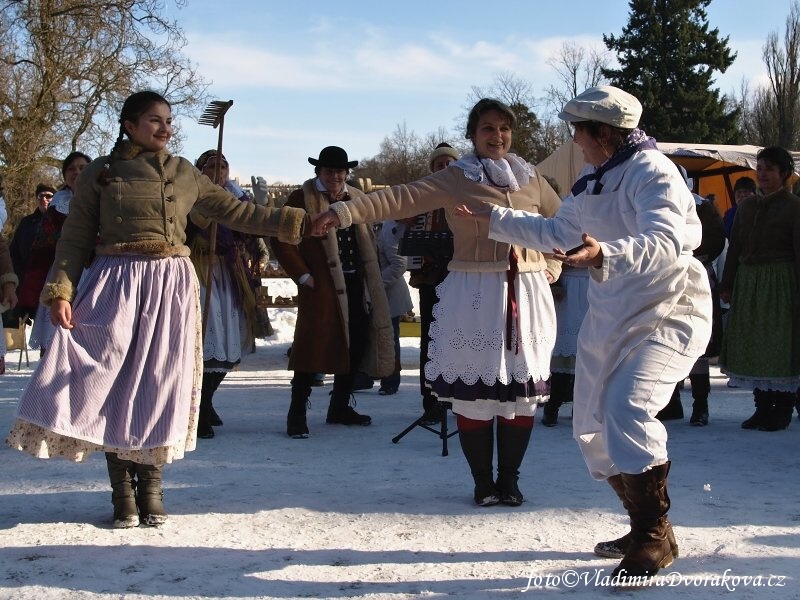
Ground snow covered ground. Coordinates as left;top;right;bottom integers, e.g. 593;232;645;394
1;302;799;599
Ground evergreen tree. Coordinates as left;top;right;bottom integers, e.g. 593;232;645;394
602;0;739;143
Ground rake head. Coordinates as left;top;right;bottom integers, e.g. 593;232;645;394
198;99;234;128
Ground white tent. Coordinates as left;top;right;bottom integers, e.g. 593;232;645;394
537;140;800;213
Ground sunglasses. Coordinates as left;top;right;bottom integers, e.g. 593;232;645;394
38;193;54;200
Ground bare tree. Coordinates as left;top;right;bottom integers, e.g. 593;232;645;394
0;0;210;232
544;41;610;115
735;2;800;148
468;72;557;162
736;79;779;145
353;124;457;186
762;1;800;148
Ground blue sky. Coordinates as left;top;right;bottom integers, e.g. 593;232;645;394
171;0;794;184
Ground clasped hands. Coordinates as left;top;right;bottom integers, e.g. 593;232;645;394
309;210;340;236
454;202;603;268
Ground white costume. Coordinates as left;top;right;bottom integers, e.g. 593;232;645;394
489;149;712;479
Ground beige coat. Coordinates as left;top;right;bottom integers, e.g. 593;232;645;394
330;165;563;278
42;145;306;304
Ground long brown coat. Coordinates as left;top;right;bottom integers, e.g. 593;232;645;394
271;179;394;377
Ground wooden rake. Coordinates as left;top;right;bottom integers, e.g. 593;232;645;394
198;99;233;336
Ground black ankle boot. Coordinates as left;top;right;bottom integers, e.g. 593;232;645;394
743;390;771;429
201;371;226;427
758;392;793;431
287;384;311;439
197;399;215;440
198;371;226;439
541;402;559;427
689;399;708;426
656;385;684;421
327;387;371;426
688;373;709;426
542;372;569;427
197;418;215;439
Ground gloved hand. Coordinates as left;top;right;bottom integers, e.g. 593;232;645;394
251;175;269;206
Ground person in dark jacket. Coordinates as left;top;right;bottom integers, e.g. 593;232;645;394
8;183;56;320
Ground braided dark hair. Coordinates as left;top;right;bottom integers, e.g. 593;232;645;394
97;90;171;185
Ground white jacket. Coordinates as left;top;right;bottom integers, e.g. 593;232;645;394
489;149;712;437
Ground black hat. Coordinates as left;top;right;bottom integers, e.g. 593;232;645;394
308;146;358;169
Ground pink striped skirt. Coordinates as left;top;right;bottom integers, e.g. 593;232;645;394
6;255;202;464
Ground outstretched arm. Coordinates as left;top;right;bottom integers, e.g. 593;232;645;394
455;201;597;266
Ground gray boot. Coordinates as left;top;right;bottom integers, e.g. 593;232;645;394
105;452;139;529
135;463;168;527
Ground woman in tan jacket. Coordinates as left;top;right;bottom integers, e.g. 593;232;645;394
315;99;562;508
6;91;307;529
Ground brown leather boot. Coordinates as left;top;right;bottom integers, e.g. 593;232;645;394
595;474;678;559
612;462;676;587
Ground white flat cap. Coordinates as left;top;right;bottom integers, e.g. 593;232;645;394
558;85;642;129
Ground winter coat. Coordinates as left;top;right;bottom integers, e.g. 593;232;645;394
377;221;413;318
720;188;800;298
271;179;394;377
41;144;306;305
329;164;563;279
9;210;45;281
487;148;712;440
9;209;47;314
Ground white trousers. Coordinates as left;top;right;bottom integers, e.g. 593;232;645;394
577;341;696;480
